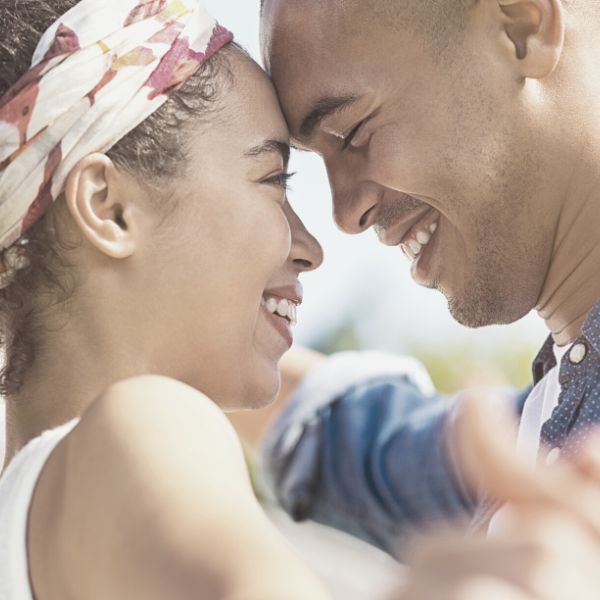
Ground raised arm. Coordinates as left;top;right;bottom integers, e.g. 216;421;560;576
261;351;480;557
28;376;330;600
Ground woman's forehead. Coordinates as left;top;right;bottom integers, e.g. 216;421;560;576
202;53;290;151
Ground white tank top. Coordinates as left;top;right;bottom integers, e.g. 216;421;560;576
0;418;79;600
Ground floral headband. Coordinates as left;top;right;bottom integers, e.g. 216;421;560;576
0;0;233;252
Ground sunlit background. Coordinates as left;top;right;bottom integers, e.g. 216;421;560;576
206;0;548;393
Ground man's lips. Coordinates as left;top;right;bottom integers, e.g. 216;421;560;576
375;205;435;247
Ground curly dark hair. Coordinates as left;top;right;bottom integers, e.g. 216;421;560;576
0;0;235;396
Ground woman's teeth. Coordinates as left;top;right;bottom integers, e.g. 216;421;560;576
402;221;438;260
263;296;297;325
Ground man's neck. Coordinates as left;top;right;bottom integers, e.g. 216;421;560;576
537;175;600;346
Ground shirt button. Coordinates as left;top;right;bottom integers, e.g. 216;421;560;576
546;447;561;466
569;342;587;365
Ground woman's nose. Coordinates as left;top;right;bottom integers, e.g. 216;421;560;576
285;202;324;273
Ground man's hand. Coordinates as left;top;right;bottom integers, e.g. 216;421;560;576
452;392;600;539
396;393;600;600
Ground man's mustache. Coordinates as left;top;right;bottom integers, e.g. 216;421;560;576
373;194;427;233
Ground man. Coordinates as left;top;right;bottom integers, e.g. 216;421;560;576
256;0;600;584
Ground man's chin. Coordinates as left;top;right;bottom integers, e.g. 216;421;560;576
448;302;496;328
445;288;504;329
446;292;531;329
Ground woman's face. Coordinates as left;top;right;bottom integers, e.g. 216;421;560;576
137;53;323;410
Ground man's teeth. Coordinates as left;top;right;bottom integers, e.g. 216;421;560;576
263;296;297;325
402;221;438;260
416;231;431;245
407;239;422;255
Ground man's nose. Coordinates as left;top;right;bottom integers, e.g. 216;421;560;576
326;159;380;235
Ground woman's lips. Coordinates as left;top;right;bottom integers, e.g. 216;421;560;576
259;285;302;351
261;303;293;348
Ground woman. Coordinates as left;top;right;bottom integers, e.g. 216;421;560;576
0;1;330;598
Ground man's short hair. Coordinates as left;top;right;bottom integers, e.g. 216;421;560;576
261;0;478;47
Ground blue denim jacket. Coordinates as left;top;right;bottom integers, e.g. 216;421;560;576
262;301;600;557
262;351;479;556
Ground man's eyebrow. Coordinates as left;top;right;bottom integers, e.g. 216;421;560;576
290;143;310;153
245;139;291;166
299;95;359;140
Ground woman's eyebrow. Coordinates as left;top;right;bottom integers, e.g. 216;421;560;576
245;139;291;167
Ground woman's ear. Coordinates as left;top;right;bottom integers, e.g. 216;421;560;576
64;154;137;259
496;0;564;79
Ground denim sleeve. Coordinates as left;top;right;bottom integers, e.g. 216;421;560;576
261;352;478;557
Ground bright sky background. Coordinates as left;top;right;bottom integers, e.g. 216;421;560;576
205;0;548;363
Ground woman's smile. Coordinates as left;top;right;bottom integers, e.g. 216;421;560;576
258;282;303;352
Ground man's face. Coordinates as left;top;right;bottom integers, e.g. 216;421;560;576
262;1;562;328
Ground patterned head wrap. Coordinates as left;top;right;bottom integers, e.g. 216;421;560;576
0;0;232;250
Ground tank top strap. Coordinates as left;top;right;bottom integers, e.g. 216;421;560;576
0;419;79;600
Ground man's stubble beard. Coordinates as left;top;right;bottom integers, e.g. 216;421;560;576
445;250;514;328
376;194;531;327
442;210;543;329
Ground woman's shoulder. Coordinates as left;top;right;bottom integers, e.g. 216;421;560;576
84;374;237;436
68;375;249;500
28;376;253;600
77;375;242;459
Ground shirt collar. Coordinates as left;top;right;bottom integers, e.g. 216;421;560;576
582;297;600;355
532;296;600;384
532;335;555;385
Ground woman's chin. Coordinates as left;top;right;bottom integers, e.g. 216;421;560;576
219;367;281;412
222;393;277;412
243;375;281;410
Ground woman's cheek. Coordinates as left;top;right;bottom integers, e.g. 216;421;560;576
258;202;292;263
277;209;293;262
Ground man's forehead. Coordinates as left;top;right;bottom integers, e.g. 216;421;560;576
269;61;361;139
262;1;367;83
260;2;337;123
261;0;398;136
261;0;352;62
262;0;343;22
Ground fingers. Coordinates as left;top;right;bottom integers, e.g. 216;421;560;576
572;432;600;483
410;534;542;585
452;577;537;600
452;391;532;501
404;399;600;600
397;578;535;600
410;532;553;598
404;516;600;600
489;506;600;599
453;392;600;538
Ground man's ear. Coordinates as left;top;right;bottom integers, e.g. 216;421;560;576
496;0;564;79
64;154;137;259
